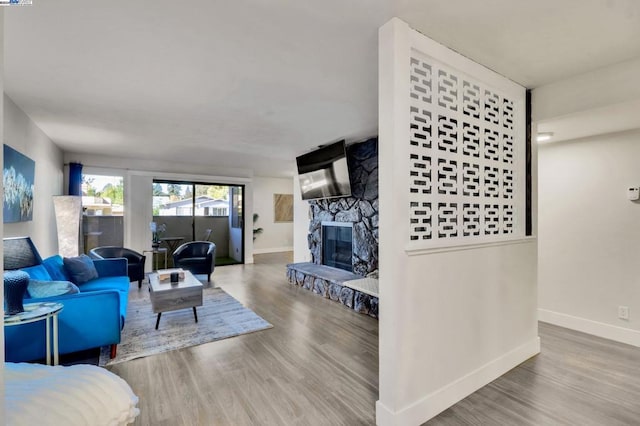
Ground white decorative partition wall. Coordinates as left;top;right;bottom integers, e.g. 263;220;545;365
406;42;525;248
378;18;537;426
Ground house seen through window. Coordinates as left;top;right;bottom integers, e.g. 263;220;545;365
152;181;244;265
81;174;125;252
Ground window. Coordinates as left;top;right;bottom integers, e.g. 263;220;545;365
81;174;124;251
152;180;243;264
82;174;124;217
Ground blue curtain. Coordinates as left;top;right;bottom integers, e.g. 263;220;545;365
68;162;83;195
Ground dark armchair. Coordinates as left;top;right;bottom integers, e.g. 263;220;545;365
172;241;216;282
89;246;146;288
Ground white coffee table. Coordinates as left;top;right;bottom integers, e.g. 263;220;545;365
148;270;203;330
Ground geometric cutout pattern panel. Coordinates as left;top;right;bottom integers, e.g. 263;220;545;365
410;149;432;195
437;202;458;238
408;50;521;244
410;201;432;241
437;159;457;195
462;203;481;237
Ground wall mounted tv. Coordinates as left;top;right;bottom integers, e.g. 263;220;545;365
296;140;351;201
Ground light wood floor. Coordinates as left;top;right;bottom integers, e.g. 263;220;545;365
427;322;640;425
111;253;640;425
109;252;379;425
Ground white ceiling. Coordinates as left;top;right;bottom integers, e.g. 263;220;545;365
5;0;640;177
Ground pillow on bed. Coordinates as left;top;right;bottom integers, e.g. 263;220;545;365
27;279;79;299
63;254;99;284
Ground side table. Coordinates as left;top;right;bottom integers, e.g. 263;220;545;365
143;247;168;271
160;236;185;254
5;302;64;365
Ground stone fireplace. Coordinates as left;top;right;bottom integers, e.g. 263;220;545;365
287;137;379;318
321;221;353;272
307;138;379;278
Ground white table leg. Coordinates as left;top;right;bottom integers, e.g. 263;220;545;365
45;314;51;366
53;313;59;366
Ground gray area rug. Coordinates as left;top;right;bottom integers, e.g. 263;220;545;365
99;287;272;366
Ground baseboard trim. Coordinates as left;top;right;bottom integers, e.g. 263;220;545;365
375;337;540;425
538;309;640;347
252;247;293;255
375;400;396;426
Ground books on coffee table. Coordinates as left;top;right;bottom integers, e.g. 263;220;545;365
156;268;185;282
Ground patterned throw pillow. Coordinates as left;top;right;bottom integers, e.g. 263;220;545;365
27;280;80;299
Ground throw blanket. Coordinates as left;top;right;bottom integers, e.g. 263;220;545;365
5;362;139;426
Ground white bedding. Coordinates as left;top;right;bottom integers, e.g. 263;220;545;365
5;362;139;426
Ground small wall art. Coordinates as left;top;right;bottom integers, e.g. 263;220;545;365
274;194;293;222
3;144;35;223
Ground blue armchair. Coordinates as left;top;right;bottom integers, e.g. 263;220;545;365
3;237;130;362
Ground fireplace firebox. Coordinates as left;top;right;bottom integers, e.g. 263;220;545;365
322;222;353;272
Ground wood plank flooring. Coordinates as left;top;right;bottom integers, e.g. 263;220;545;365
110;253;640;425
109;252;379;425
426;322;640;426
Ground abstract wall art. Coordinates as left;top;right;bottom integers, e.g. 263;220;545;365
273;194;293;222
3;144;35;223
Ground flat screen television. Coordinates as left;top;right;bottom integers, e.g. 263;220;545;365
296;140;351;201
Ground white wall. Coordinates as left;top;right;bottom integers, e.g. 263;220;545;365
64;151;253;180
376;19;539;425
538;130;640;346
65;152;254;266
3;95;64;257
533;58;640;146
0;10;6;418
379;243;538;424
534;57;640;347
292;174;311;262
252;176;293;254
533;57;640;122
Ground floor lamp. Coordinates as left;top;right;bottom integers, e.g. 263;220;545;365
53;195;84;257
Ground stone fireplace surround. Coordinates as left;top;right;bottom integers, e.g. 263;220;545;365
287;138;379;318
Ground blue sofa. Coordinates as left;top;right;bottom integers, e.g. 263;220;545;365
3;237;130;363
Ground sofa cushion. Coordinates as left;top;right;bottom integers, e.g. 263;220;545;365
64;255;99;284
78;276;130;294
42;255;70;281
27;280;79;299
78;276;130;321
21;264;52;281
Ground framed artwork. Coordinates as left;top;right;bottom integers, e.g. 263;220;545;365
274;194;293;222
3;144;35;223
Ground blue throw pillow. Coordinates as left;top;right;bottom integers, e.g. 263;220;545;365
63;254;99;284
27;279;80;299
21;264;52;280
42;255;70;281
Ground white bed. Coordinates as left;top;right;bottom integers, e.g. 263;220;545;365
5;362;139;426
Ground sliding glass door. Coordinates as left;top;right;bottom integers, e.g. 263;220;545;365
152;180;244;265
